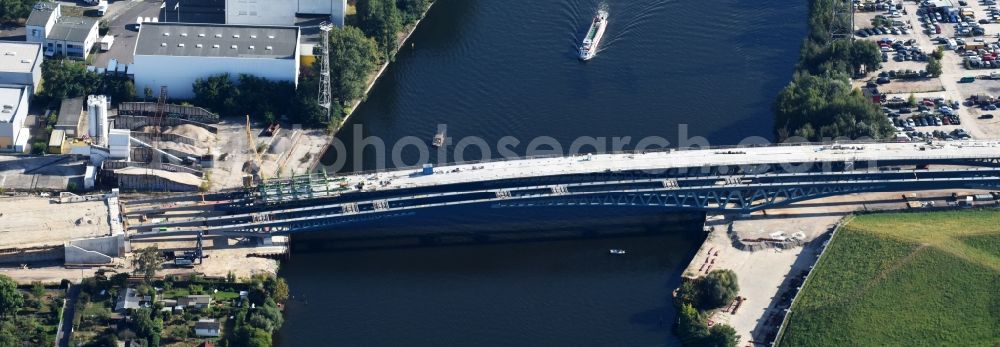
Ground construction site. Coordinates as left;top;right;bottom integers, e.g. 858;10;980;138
0;22;338;283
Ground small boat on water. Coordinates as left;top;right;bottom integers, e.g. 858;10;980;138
432;125;446;147
579;10;608;61
609;249;627;255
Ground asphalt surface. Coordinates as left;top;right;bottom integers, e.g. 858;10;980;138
55;284;79;347
91;0;162;67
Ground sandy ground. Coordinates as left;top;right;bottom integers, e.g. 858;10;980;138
0;266;93;284
206;120;332;190
129;235;287;280
687;189;993;347
0;196;110;248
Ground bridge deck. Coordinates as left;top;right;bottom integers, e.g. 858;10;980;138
315;141;1000;195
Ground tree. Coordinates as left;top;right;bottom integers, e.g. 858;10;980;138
327;26;379;105
357;0;403;59
131;308;163;347
774;72;894;141
265;276;289;304
41;58;99;101
931;46;945;60
927;56;943;77
704;324;740;347
0;0;33;24
698;269;740;310
100;74;136;106
235;74;294;119
0;274;23;318
674;303;708;345
907;93;917;107
30;281;44;299
397;0;429;25
246;327;272;347
132;247;162;282
192;73;240;116
144;86;154;101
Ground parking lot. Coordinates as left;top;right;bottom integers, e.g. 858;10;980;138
89;0;163;68
852;0;1000;140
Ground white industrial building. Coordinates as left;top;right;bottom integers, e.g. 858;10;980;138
130;23;300;99
0;85;30;152
0;41;43;94
226;0;346;27
108;128;130;160
26;2;100;60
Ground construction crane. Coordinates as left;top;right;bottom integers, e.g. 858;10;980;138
243;114;266;186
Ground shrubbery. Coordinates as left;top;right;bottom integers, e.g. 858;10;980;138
673;270;740;347
41;58;134;106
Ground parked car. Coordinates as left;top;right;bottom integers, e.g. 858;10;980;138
980;114;995;119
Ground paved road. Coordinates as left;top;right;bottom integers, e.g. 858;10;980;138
91;0;162;67
55;283;79;347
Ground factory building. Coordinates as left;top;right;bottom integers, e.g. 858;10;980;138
56;96;86;137
225;0;347;27
0;41;43;95
130;23;300;99
0;85;30;152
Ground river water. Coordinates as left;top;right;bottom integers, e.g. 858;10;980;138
281;0;806;344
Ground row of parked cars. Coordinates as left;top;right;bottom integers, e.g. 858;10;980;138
857;26;911;37
895;113;960;128
902;128;972;141
874;69;931;84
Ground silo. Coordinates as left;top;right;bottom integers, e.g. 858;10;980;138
87;95;109;145
87;95;97;137
96;95;108;145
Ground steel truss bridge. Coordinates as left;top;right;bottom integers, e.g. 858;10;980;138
122;141;1000;238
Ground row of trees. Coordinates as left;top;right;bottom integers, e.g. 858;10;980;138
673;269;741;347
773;0;892;141
41;58;135;106
357;0;429;60
191;73;330;126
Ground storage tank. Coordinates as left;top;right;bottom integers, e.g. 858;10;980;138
87;95;109;145
87;97;96;137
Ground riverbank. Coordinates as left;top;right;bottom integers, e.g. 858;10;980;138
306;1;438;172
680;189;997;346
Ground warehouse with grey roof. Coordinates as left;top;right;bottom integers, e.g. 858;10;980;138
130;22;300;99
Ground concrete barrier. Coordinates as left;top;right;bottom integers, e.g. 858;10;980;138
64;235;125;265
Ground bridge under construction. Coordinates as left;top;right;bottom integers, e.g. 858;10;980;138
121;140;1000;239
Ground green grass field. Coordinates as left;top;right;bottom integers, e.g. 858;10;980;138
779;210;1000;347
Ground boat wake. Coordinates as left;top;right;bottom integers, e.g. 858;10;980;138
595;0;671;52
